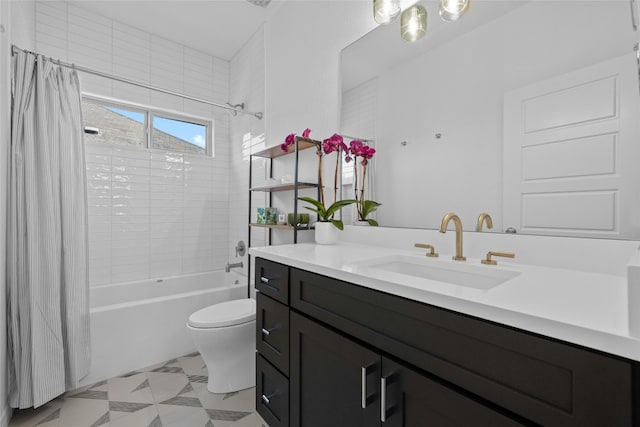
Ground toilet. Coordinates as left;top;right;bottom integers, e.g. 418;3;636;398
187;298;256;393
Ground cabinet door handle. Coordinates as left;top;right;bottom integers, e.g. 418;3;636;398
361;367;367;409
260;276;280;291
261;391;277;405
261;326;279;336
381;376;387;422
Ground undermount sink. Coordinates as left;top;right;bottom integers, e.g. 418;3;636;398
349;254;520;290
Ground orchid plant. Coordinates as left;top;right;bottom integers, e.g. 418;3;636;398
283;130;356;230
345;140;381;226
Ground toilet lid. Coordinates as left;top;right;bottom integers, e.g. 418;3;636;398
188;298;256;328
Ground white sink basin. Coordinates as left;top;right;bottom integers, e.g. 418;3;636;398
349;254;520;290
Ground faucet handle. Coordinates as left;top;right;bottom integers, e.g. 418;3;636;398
415;243;439;258
481;251;515;265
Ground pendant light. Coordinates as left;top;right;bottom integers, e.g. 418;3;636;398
400;4;427;42
373;0;401;25
439;0;471;22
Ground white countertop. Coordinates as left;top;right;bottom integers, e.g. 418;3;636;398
250;242;640;362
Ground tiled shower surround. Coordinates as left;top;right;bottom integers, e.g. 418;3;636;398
8;353;265;427
86;142;229;286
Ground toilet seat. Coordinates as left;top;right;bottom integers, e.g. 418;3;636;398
188;298;256;328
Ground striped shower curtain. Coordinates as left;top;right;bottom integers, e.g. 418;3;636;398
7;50;91;408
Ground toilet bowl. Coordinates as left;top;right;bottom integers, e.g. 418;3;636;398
187;298;256;393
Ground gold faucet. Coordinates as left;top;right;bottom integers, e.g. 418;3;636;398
440;213;466;261
476;213;493;232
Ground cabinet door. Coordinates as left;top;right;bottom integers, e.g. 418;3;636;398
256;292;290;376
257;354;289;427
290;311;380;427
255;258;289;304
382;357;524;427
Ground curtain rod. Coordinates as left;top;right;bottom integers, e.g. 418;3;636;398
11;45;263;120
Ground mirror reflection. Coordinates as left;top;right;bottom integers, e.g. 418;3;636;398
340;0;640;239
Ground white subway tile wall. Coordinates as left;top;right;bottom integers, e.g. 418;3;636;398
86;143;229;285
35;1;229;122
35;1;232;285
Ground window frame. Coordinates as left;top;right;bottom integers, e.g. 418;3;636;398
82;94;214;157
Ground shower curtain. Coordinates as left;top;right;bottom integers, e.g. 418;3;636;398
7;50;90;408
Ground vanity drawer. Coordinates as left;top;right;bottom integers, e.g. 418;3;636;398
257;292;290;376
257;353;289;427
255;258;289;304
290;267;634;427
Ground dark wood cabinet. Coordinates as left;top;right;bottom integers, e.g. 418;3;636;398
257;354;289;427
255;257;640;427
257;292;290;376
255;257;289;304
290;311;523;427
290;311;380;427
381;358;524;427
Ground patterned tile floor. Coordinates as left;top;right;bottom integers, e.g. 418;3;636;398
8;353;266;427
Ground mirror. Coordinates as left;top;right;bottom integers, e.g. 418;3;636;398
340;0;640;239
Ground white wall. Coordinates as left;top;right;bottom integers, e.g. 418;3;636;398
34;1;233;285
264;0;375;144
229;26;267;286
260;0;374;243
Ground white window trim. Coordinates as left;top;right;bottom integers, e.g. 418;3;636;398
82;93;214;157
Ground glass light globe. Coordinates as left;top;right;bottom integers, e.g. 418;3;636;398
374;0;401;25
439;0;471;22
401;5;427;42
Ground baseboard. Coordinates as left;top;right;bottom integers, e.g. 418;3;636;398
0;403;12;427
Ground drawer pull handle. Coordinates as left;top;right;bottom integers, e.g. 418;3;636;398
361;367;367;409
381;376;387;422
262;392;277;405
260;276;270;284
261;326;279;336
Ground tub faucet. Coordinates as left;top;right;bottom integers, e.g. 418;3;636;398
440;212;466;261
225;261;244;272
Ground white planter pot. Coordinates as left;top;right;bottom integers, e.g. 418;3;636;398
315;221;339;245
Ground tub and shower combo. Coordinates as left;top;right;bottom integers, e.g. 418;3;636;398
82;268;250;387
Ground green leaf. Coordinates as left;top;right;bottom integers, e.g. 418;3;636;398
367;219;379;226
325;199;357;218
331;219;344;230
298;197;327;217
302;206;322;217
361;200;382;218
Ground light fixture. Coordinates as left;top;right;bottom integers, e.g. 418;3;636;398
439;0;471;22
373;0;401;25
401;4;427;42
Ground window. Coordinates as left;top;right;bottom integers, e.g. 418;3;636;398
82;97;213;156
83;99;147;148
152;115;207;155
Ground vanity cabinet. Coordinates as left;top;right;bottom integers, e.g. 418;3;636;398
255;257;639;427
290;311;521;427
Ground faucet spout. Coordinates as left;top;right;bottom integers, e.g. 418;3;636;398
440;213;466;261
476;213;493;232
225;261;244;273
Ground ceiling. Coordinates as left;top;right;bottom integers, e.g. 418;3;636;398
68;0;286;60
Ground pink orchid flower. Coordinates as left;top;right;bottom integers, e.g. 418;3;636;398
302;128;311;139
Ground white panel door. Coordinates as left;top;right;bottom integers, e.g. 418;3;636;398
503;53;640;239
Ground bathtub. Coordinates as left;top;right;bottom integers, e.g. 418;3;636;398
80;270;247;386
